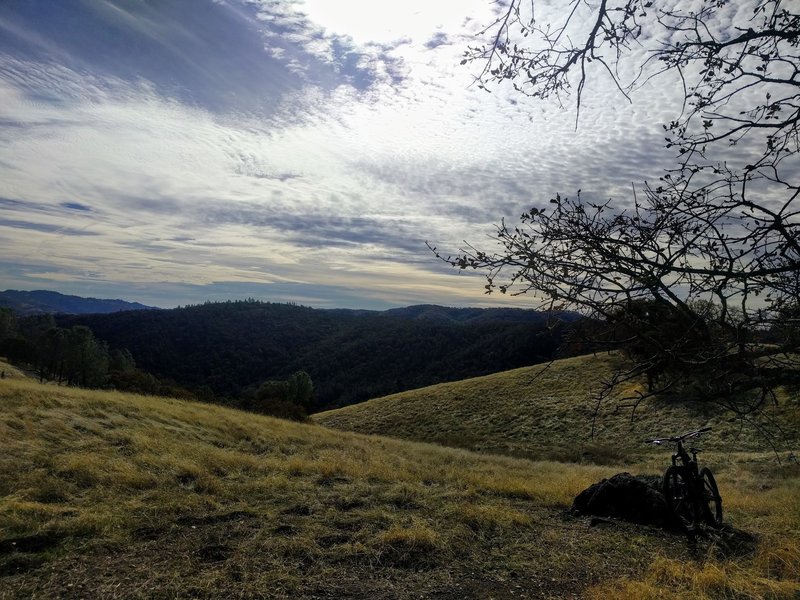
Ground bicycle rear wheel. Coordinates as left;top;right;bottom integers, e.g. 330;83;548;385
663;465;696;530
700;467;723;527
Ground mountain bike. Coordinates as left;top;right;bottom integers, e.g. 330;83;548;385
647;427;723;531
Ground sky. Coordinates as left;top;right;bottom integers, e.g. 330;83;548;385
0;0;684;309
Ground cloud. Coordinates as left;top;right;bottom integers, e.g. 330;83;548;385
61;202;92;212
0;218;99;236
0;0;405;121
0;0;757;310
425;32;451;49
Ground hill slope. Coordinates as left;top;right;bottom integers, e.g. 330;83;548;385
314;353;800;459
0;375;667;598
2;371;798;598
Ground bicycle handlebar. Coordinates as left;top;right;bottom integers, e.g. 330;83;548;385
645;426;711;445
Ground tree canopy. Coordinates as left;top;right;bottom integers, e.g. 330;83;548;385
435;0;800;425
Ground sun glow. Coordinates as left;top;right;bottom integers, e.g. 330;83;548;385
299;0;489;44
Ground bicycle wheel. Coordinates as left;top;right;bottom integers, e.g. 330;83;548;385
699;467;723;527
662;465;696;530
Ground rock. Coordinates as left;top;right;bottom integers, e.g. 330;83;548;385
571;472;670;528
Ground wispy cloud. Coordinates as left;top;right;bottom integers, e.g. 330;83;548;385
0;0;711;309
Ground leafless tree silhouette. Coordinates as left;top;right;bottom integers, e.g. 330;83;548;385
433;0;800;427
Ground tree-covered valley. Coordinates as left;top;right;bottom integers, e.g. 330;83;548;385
38;300;574;411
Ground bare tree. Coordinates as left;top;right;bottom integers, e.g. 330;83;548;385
433;0;800;424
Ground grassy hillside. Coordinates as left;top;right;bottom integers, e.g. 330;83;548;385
0;358;27;380
314;353;800;461
1;366;798;598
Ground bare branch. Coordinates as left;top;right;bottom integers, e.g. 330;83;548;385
442;0;800;441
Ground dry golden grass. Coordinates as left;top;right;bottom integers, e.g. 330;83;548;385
0;358;28;381
0;376;657;598
586;553;800;600
585;458;800;599
314;353;799;460
1;361;798;599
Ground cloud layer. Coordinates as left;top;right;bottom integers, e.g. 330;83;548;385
0;0;689;308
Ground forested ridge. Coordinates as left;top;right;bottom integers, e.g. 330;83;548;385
56;300;573;410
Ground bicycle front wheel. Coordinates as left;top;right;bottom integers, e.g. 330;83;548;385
700;467;723;527
663;465;696;530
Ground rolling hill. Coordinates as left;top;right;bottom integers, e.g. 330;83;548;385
2;363;798;598
314;353;800;460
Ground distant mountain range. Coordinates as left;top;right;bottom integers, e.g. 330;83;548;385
0;289;156;315
2;289;581;324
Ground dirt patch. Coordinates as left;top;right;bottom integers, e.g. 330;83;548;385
0;554;45;577
197;543;232;563
0;532;65;555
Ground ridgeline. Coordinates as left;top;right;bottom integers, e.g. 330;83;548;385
57;300;575;409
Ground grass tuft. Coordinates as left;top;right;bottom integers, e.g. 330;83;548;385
456;503;533;533
376;521;441;567
587;551;800;599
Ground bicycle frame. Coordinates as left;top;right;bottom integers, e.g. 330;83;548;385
671;439;700;473
647;426;722;531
